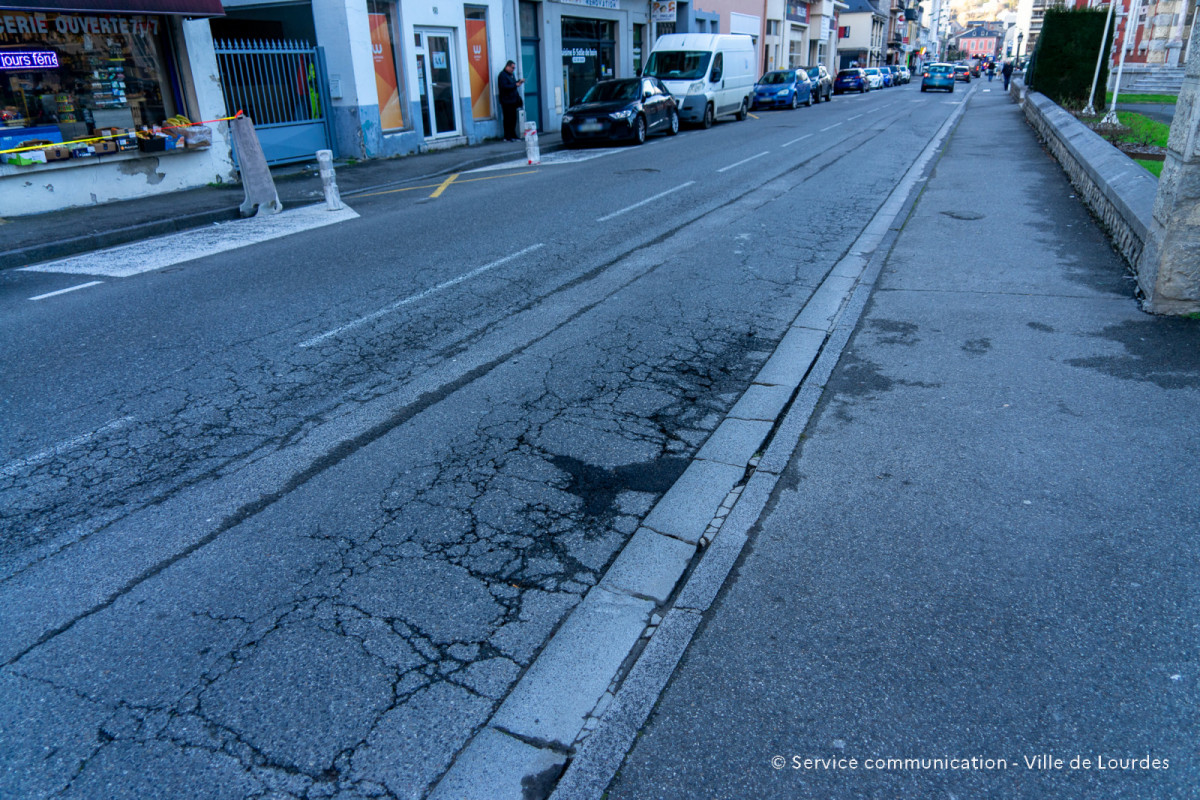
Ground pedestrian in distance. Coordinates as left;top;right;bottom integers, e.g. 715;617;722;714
1002;60;1014;91
498;60;525;142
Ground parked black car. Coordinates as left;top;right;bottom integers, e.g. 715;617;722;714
801;65;834;103
561;77;680;147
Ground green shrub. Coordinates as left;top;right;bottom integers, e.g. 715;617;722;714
1028;8;1113;109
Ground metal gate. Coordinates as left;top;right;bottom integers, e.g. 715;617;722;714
214;39;335;165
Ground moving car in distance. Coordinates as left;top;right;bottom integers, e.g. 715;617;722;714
751;69;813;109
953;64;971;83
834;68;869;94
561;77;679;147
921;63;955;92
802;65;834;103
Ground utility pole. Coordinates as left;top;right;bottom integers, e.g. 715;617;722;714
1136;17;1200;314
1082;0;1116;116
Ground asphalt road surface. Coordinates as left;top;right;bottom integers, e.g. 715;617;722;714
1;83;968;798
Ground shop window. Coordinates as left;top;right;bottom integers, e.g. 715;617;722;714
0;10;179;149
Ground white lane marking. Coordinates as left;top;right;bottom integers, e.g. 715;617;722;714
717;151;769;173
20;204;360;278
299;243;546;348
781;133;813;148
1;416;135;478
466;148;622;173
29;281;103;301
596;181;696;223
820;122;843;132
846;113;863;121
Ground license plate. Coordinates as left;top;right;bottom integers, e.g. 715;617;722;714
578;121;603;132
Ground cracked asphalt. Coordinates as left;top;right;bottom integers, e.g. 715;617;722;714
2;87;964;798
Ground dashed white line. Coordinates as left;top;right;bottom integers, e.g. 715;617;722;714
29;281;103;301
596;181;696;222
1;416;135;478
717;151;769;173
299;243;546;348
846;113;863;121
781;133;813;148
820;122;843;132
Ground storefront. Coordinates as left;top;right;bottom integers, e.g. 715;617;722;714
1;0;234;216
528;0;651;133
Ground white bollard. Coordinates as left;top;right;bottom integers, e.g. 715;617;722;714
316;149;343;211
523;122;541;166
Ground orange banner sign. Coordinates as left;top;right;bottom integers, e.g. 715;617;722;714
466;18;492;120
369;13;404;129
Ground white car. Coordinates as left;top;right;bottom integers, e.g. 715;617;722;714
863;68;885;90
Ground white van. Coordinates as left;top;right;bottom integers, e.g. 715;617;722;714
642;33;757;128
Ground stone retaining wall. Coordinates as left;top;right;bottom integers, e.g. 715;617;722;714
1007;77;1158;272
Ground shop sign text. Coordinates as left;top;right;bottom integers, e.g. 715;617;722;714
1;12;160;40
0;50;58;70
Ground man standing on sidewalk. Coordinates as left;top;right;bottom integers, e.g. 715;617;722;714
498;60;525;142
1002;60;1014;90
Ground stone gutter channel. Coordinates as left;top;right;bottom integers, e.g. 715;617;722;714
427;87;977;800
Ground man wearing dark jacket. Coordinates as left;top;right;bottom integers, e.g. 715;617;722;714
498;60;525;141
1001;60;1014;91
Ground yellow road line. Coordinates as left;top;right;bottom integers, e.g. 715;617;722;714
748;113;760;119
353;170;539;199
430;172;460;198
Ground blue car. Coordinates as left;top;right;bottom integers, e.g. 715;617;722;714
751;69;813;110
834;68;869;94
920;63;955;93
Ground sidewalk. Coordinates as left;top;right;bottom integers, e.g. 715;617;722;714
579;86;1199;797
0;133;562;271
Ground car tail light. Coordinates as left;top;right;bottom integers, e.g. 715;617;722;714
923;72;929;77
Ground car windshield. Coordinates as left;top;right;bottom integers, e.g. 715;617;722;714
865;68;880;75
644;50;712;80
805;67;820;78
930;65;951;74
581;80;641;103
758;71;793;85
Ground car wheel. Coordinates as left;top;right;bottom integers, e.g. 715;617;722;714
806;90;813;107
825;88;832;101
702;103;714;129
735;97;748;120
632;115;646;144
666;109;679;136
790;92;799;110
920;85;926;92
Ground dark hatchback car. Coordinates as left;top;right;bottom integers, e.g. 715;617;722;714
802;65;834;102
834;68;869;94
561;77;679;147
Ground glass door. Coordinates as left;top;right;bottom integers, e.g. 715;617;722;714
415;28;460;138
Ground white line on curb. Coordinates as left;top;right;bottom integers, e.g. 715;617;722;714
29;281;103;301
21;204;360;278
1;417;135;478
596;182;696;222
298;243;545;348
717;151;768;173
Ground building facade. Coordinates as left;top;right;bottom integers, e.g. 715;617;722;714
837;0;887;66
